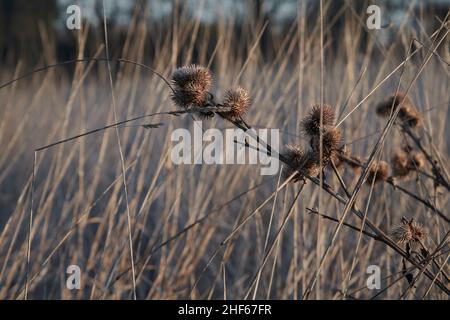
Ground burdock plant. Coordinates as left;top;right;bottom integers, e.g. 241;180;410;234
171;64;215;118
376;92;422;129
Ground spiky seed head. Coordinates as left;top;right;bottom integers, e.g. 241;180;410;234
409;152;425;170
301;104;335;136
391;223;413;245
302;151;321;177
366;160;389;184
375;92;421;129
391;150;410;177
283;144;305;182
402;109;422;129
171;65;213;108
221;87;251;121
376;92;412;117
391;219;427;245
402;144;414;153
310;127;342;165
283;145;319;182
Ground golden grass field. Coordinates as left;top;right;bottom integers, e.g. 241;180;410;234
0;1;449;299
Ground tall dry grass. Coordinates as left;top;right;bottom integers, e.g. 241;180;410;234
0;1;449;299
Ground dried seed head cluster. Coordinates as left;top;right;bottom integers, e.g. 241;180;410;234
391;150;410;177
283;144;319;182
375;92;422;128
221;87;251;121
391;218;427;245
303;105;342;166
171;65;252;121
311;127;342;165
410;152;425;170
366;160;389;184
391;148;425;179
171;65;213;110
301;104;335;136
283;105;343;183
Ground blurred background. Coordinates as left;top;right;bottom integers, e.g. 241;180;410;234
1;0;449;65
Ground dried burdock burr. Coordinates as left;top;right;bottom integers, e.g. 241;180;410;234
310;127;342;165
403;109;422;128
390;148;425;180
391;150;410;178
375;92;422;129
301;104;335;136
366;160;389;184
391;218;427;245
283;144;320;182
220;87;251;121
376;92;412;117
171;65;214;117
409;152;425;170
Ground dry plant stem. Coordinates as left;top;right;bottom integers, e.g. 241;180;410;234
306;208;381;241
110;178;274;289
331;159;375;298
347;248;450;299
338;153;450;297
422;253;450;299
400;231;450;299
252;168;284;299
337;67;367;122
307;35;450;293
340;153;449;224
0;57;174;94
368;249;450;300
220;173;297;245
243;183;305;299
232;117;450;296
102;0;136;299
402;125;450;192
335;19;449;128
34;110;188;152
24;151;37;300
189;172;298;298
310;206;450;299
317;0;325;299
22;160;139;293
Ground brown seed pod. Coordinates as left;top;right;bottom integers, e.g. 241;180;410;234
310;127;342;166
221;87;251;121
391;219;427;245
301;104;335;136
283;145;319;182
366;160;389;184
408;152;425;170
376;92;412;117
391;150;411;178
402;109;422;129
171;65;213;109
375;92;421;128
